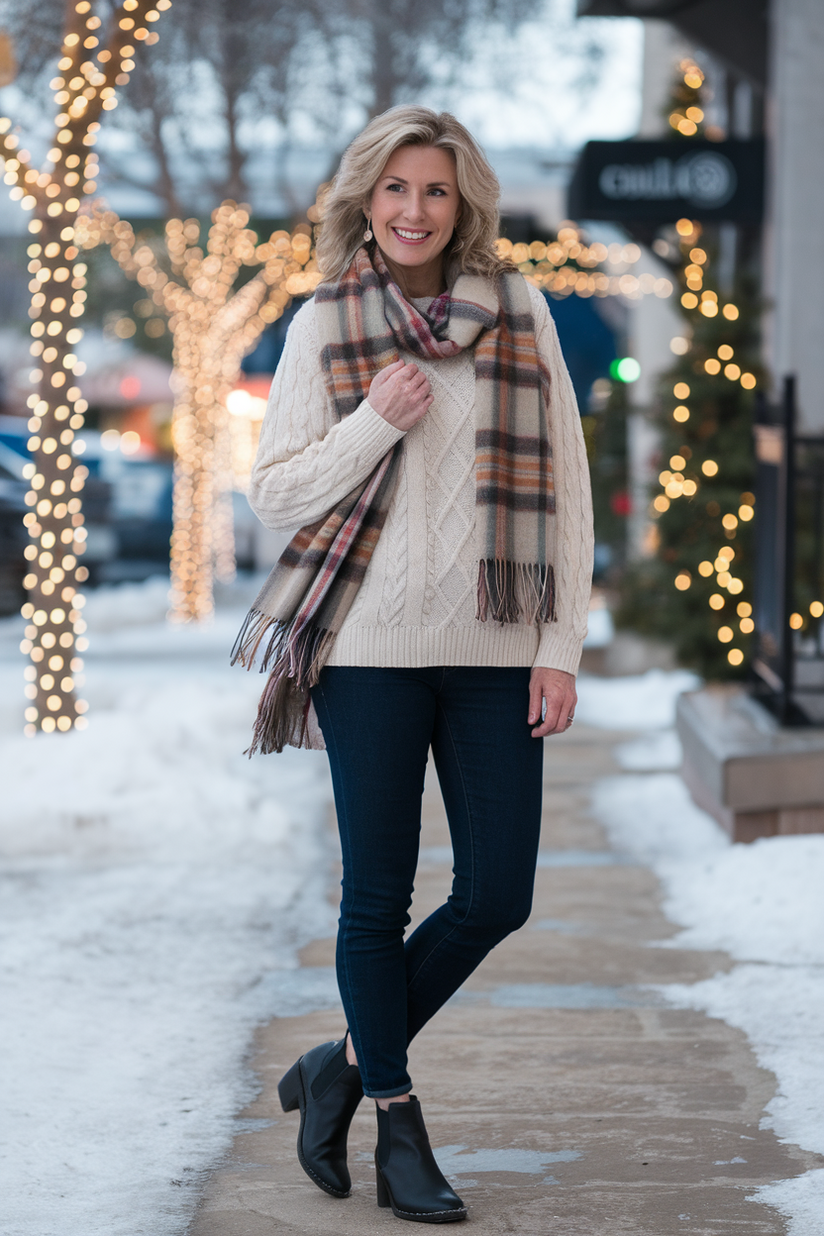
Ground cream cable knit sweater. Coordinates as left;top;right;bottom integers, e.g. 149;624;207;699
248;281;593;677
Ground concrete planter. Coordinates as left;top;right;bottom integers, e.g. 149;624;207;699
677;686;824;842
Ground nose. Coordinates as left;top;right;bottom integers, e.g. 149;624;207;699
402;191;426;222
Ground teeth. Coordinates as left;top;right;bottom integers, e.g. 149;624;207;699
395;229;429;240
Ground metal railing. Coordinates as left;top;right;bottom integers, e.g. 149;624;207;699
752;375;824;724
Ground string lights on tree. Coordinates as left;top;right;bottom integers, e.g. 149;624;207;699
497;227;673;301
618;57;764;678
2;0;170;737
75;201;322;623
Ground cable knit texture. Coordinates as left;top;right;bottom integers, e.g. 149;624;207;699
248;283;593;676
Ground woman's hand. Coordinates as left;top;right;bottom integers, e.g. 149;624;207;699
528;667;577;738
368;360;433;431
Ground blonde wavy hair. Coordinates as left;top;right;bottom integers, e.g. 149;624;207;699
315;106;509;284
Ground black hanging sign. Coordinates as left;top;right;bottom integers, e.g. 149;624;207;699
568;139;764;223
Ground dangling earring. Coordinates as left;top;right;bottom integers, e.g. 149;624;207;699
363;218;373;242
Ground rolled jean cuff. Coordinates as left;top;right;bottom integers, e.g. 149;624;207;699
363;1081;414;1100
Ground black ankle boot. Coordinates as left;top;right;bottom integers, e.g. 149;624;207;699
375;1096;467;1223
278;1038;363;1197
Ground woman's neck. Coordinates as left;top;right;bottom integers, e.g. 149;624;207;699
379;250;446;301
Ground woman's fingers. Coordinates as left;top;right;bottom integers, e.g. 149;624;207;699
528;668;577;738
369;360;433;429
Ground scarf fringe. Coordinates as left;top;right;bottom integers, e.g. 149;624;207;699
230;607;279;670
477;559;556;625
233;610;335;756
247;666;312;757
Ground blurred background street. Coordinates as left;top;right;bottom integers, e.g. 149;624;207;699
1;1;823;1233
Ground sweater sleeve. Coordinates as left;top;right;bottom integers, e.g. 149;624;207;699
247;300;406;532
528;285;594;676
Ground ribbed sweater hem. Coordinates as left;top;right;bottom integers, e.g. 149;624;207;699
326;623;582;675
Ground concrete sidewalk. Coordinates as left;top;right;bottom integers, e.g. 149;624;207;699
190;722;819;1235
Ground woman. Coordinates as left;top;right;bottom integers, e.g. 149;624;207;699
236;105;593;1223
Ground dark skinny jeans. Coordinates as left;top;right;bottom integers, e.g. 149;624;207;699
311;666;544;1098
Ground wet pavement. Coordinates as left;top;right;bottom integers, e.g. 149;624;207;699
188;722;820;1235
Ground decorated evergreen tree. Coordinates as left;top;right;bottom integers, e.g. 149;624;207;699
617;59;764;678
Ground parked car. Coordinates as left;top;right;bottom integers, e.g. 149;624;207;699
104;455;173;580
0;417;175;592
0;439;28;615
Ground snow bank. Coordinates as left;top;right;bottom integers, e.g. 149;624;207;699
587;679;824;1236
591;774;824;967
79;573;171;631
0;584;339;1236
576;667;700;729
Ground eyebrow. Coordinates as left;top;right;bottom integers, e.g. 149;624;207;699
381;176;452;188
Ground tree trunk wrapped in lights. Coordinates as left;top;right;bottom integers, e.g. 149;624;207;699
76;202;322;622
0;0;170;736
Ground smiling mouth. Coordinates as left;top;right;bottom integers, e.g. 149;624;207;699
392;228;431;243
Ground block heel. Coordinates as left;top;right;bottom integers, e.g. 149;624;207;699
277;1059;302;1113
277;1038;363;1198
376;1163;391;1207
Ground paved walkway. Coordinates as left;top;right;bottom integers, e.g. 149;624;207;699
190;722;818;1234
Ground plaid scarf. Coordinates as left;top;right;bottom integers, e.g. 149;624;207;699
232;246;556;754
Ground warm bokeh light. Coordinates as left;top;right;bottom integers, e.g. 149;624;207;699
495;229;672;303
3;0;171;735
76;200;323;622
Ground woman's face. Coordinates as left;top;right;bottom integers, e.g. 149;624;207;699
367;145;460;284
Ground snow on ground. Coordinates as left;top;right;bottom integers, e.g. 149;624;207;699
585;674;824;1236
4;597;823;1234
576;667;700;730
0;578;340;1236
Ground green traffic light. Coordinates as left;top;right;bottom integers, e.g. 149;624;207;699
610;357;641;383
